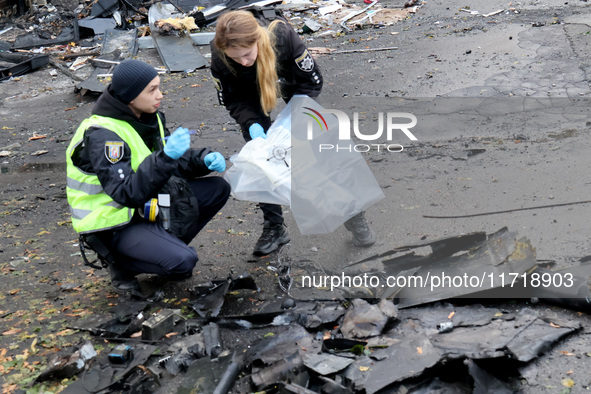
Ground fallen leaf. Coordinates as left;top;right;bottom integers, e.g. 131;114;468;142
549;322;561;328
165;332;178;338
131;331;142;338
566;370;574;375
28;134;47;141
417;347;423;354
561;377;575;388
448;311;455;319
56;329;77;336
9;289;20;295
359;366;370;372
560;351;577;356
2;328;22;336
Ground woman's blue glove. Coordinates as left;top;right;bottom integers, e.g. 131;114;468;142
164;127;191;159
249;123;267;140
204;152;226;172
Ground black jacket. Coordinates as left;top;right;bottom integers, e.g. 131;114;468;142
210;21;323;138
71;86;211;209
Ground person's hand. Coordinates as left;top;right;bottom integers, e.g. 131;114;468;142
164;127;190;159
204;152;226;172
249;123;267;140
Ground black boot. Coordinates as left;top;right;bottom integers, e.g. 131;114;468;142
108;263;140;293
344;212;376;247
253;221;291;256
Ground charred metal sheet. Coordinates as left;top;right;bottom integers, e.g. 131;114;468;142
431;309;580;362
152;32;208;72
466;359;514;394
400;304;502;330
303;354;354;376
90;0;118;17
166;0;199;13
191;273;258;318
251;351;305;389
281;381;319;394
193;0;283;27
175;352;233;393
318;376;354;394
505;315;580;362
245;325;319;365
520;265;591;312
12;18;79;50
298;303;347;329
78;17;118;36
203;322;223;358
148;3;207;72
344;337;442;394
348;228;537;307
60;344;158;393
0;52;48;81
167;332;206;358
192;279;231;317
340;299;391;339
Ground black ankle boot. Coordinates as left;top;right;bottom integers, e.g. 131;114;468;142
344;211;376;247
253;221;291;256
108;263;140;293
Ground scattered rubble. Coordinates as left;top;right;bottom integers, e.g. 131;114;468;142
0;0;421;86
14;227;585;392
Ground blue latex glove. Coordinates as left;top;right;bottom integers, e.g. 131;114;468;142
249;123;267;140
164;127;191;159
204;152;226;172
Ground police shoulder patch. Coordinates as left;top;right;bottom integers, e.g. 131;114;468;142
295;49;314;72
105;141;124;164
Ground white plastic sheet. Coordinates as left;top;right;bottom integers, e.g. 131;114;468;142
224;96;384;234
223;113;291;206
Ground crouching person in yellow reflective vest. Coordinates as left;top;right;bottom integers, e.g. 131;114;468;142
66;59;231;294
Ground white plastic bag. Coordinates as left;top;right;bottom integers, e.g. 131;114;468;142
224;96;385;234
223;112;291;206
289;96;385;234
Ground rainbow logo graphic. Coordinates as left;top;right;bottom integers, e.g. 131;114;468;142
303;107;328;132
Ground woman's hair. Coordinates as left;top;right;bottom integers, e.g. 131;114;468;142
213;10;281;115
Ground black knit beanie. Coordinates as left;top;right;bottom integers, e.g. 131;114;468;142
111;60;159;104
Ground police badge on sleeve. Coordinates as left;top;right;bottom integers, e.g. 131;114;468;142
105;141;124;164
295;49;314;72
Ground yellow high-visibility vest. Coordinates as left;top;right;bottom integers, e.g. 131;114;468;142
66;114;165;234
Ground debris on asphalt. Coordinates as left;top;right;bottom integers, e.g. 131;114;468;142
36;246;584;392
0;0;419;83
141;308;176;341
34;341;96;383
0;51;48;81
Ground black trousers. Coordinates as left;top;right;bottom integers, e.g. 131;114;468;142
108;177;230;277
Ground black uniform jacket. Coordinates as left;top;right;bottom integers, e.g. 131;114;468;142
71;87;211;210
210;21;323;138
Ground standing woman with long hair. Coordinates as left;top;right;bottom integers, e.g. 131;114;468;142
211;10;374;256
